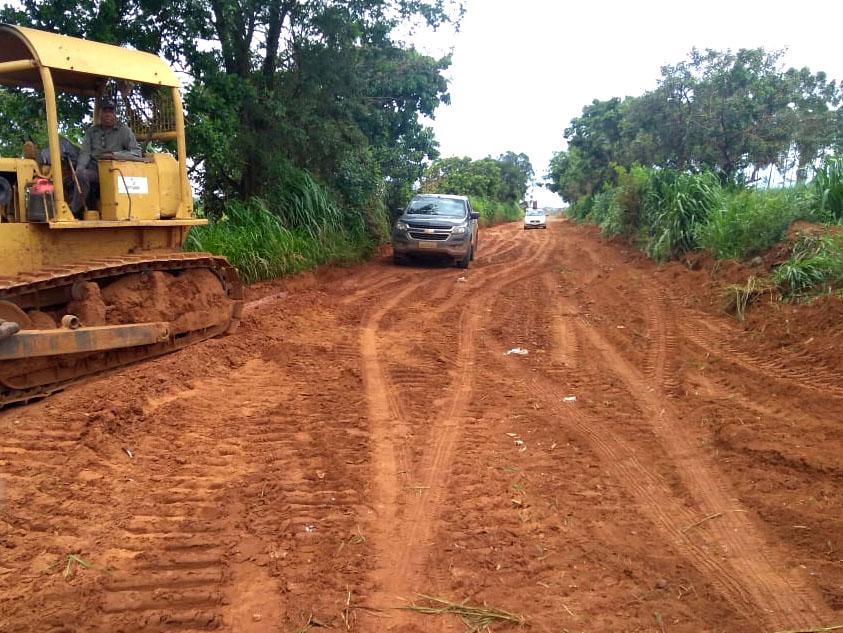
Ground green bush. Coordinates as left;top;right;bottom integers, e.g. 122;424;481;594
186;198;372;284
773;233;843;297
590;188;622;236
641;170;723;261
614;164;650;236
471;196;521;226
567;197;594;223
697;187;817;260
814;157;843;221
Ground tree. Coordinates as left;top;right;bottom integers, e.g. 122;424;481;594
549;47;842;192
546;146;593;204
1;0;464;230
496;151;534;202
565;97;626;183
420;154;531;204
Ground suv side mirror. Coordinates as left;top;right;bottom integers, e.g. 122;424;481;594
469;211;480;220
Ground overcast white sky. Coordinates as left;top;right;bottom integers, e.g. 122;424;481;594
415;0;843;205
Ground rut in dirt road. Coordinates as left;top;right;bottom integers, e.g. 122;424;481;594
539;232;835;629
358;228;556;630
1;218;841;633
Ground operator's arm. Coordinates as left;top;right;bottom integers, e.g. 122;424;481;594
109;125;142;161
77;128;93;170
124;126;141;158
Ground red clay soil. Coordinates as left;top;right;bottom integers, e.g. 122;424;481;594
1;219;841;633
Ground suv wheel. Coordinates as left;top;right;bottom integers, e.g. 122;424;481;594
456;249;471;269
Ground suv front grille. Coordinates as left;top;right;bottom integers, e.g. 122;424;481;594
409;231;449;241
407;221;453;230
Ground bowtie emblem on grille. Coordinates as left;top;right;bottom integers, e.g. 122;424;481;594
424;228;435;233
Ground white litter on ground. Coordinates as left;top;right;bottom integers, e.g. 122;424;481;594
506;348;529;355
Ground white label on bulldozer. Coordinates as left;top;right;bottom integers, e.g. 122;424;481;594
118;177;149;195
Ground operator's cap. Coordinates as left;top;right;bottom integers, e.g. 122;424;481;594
99;98;116;111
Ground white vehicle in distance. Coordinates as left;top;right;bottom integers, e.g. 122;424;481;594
524;208;547;229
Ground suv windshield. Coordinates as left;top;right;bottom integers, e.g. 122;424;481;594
526;209;544;216
407;197;466;218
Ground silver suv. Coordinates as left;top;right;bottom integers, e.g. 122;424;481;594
391;194;480;268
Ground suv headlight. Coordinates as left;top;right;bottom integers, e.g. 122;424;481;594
451;225;467;235
395;220;409;231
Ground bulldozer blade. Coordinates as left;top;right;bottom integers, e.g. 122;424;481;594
0;322;170;360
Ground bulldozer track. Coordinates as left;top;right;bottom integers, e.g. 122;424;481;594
0;252;242;304
0;253;243;407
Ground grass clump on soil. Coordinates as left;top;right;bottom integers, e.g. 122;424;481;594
63;554;93;579
186;197;373;285
722;275;777;321
400;594;525;632
772;233;843;298
720;231;843;317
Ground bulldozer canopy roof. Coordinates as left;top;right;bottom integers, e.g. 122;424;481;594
0;25;179;93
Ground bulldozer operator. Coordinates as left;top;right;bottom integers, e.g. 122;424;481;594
71;99;142;218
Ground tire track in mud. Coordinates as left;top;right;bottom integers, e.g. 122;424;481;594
642;286;680;394
680;312;843;399
360;278;437;546
337;269;420;307
0;412;104;631
539;230;832;628
0;337;371;633
359;228;554;628
491;303;828;628
474;224;522;267
575;319;828;628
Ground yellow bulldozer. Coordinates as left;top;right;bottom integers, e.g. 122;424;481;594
0;25;243;407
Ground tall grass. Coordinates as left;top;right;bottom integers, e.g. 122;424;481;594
814;157;843;222
471;196;522;226
272;169;347;237
641;170;723;261
697;187;817;260
186;198;372;284
573;162;834;264
588;188;622;236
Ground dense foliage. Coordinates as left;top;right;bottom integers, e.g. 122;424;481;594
417;152;532;225
420;153;533;201
548;47;843;301
548;48;843;201
0;0;464;240
568;165;833;261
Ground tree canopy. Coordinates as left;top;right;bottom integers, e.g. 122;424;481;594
420;152;533;204
1;0;464;225
548;47;843;203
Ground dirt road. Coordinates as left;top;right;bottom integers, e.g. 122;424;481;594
1;219;841;632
